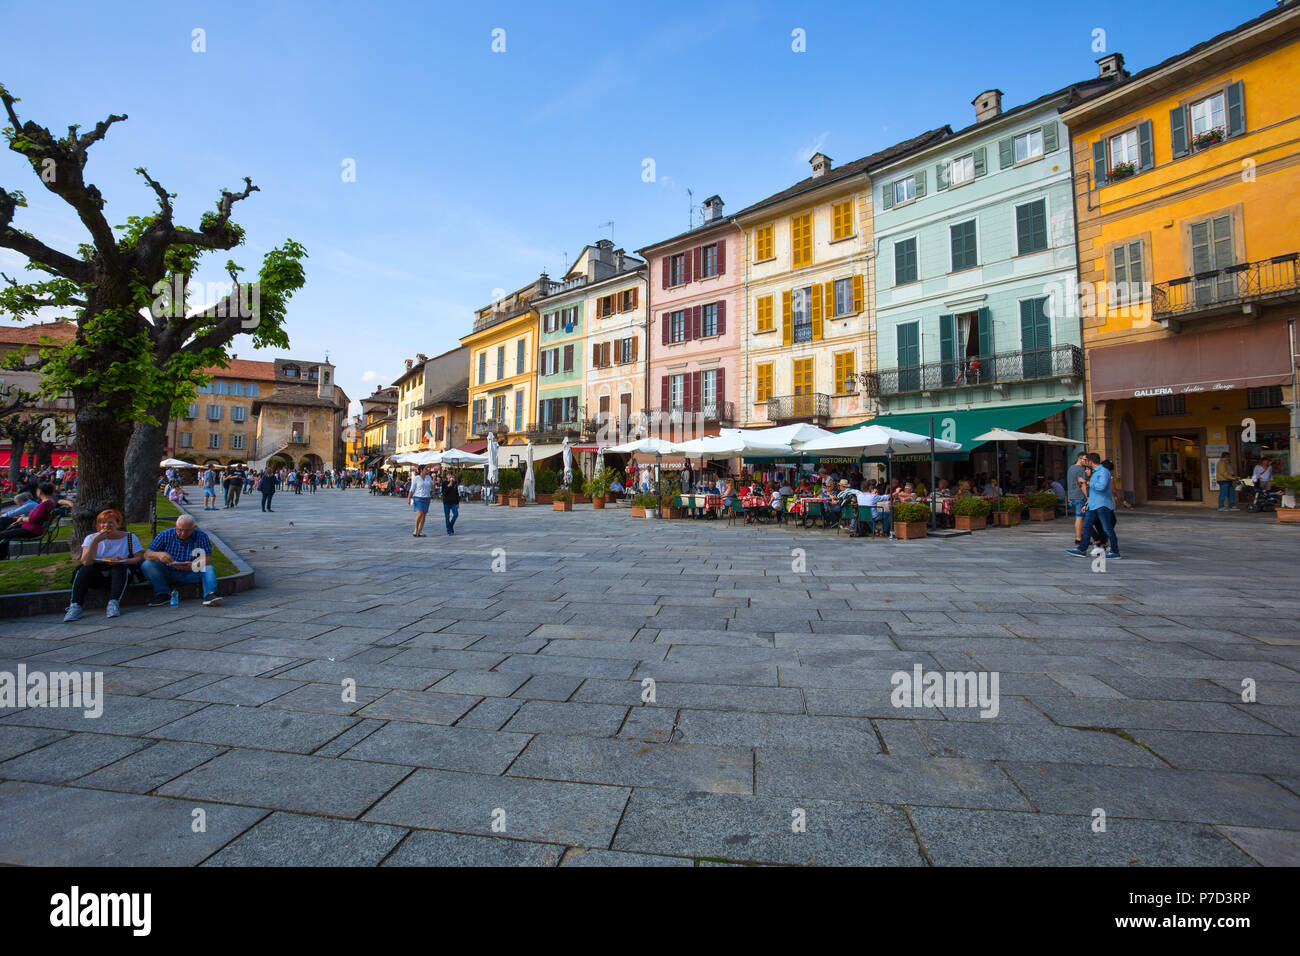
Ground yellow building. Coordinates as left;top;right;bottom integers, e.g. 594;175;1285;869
249;359;350;472
462;276;548;448
1063;6;1300;507
168;357;278;465
359;386;398;470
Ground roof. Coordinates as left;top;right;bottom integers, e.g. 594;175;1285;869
251;388;343;411
635;215;742;256
201;357;279;381
421;383;469;407
730;127;953;221
0;321;76;347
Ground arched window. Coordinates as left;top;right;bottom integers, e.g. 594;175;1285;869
284;365;299;378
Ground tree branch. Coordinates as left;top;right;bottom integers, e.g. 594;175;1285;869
0;189;94;282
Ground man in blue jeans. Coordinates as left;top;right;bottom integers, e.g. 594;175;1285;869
140;515;223;606
1067;453;1121;560
440;472;460;535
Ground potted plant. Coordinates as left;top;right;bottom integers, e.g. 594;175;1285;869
661;492;681;519
893;502;931;539
629;492;649;518
1272;474;1300;523
552;488;574;512
498;469;524;506
993;496;1023;526
951;496;990;531
535;468;557;505
1193;126;1225;149
1108;161;1136;181
588;467;615;510
569;468;589;503
1026;492;1058;521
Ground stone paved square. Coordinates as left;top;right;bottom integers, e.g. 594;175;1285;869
1;491;1296;866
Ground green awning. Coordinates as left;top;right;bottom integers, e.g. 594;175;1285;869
855;400;1080;459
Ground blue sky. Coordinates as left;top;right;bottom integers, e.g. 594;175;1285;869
0;0;1267;414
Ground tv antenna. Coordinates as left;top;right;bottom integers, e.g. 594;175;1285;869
686;188;694;228
599;220;614;244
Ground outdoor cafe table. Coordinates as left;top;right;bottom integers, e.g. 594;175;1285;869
680;493;723;515
789;496;832;516
741;495;770;509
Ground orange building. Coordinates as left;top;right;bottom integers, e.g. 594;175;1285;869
1063;5;1300;507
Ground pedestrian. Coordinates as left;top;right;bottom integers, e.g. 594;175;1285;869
440;470;460;535
202;466;218;510
258;469;279;512
1215;452;1238;511
223;466;244;508
1067;453;1121;560
140;514;223;607
1066;450;1089;549
409;465;434;537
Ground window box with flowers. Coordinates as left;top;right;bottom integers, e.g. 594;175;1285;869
1193;126;1225;150
1108;162;1136;181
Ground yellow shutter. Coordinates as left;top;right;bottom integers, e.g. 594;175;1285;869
852;274;864;313
782;291;793;345
757;295;773;332
792;212;811;268
811;284;823;340
824;281;835;318
757;363;772;403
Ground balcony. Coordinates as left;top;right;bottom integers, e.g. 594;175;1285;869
643;402;736;427
1152;254;1300;330
873;344;1083;398
766;394;831;423
471;419;510;439
525;409;585;439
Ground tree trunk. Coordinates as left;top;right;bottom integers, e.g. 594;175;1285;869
7;434;25;485
125;404;169;523
71;394;132;542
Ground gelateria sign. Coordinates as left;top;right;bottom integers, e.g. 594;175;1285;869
1091;324;1292;403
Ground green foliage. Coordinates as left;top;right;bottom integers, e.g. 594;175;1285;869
632;492;656;508
457;469;483;485
568;466;584;494
999;496;1024;512
894;502;931;523
1270;474;1300;498
536;467;558;494
588;466;618;498
552;487;573;502
1026;492;1059;509
952;496;991;517
497;469;522;494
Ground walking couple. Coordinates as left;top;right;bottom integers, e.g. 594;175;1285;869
1065;451;1122;560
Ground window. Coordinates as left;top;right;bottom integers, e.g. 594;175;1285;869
1155;395;1187;417
1016;199;1047;255
949;153;975;186
562;344;574;373
950;220;978;271
893;177;915;206
756;295;774;332
834;352;856;394
833;278;852;317
1020;297;1053;379
1248;386;1283;408
496;345;505;380
435;416;445;441
231;406;248;422
491;394;506;424
755;224;775;261
896;321;920;393
478;352;486;385
473;397;486;426
563;306;579;328
517;338;526;374
208;433;222;449
701;369;718;411
214;381;230;395
229;382;243;397
185;403;198;419
246;384;258;398
597;295;616;317
617;338;633;364
832;200;853;240
895;237;918;284
543;310;557;333
231;434;246;450
1189;92;1225;140
180;432;193;448
791;212;812;268
791;287;812;343
207;404;223;420
669;374;685;411
541;348;560;376
1190;214;1235;305
1109;129;1138;169
1014;129;1043;163
756;363;773;403
196;384;212;394
308;368;318;381
701;303;718;337
669;254;685;286
670;310;686;344
284;365;299;378
1111;241;1146;309
701;244;718;278
515;390;524;431
792;357;813;396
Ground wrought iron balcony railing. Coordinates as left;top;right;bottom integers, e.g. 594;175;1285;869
1152;254;1300;321
471;419;510;438
643;401;735;426
875;344;1083;397
766;393;831;422
525;408;585;438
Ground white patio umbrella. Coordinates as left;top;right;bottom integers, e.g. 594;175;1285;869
562;437;573;489
439;448;488;465
798;424;962;457
607;436;679;517
159;458;196;468
972;428;1081;506
524;442;536;502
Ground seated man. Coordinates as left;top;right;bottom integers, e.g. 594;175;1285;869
0;492;37;533
0;483;74;558
140;515;222;607
896;482;918;504
610;477;625;497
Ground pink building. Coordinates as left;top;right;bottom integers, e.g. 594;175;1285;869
636;195;743;441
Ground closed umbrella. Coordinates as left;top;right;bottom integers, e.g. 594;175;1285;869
562;437;573;490
485;432;499;502
524;443;536;502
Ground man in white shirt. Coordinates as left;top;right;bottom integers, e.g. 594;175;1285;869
1252;459;1273;491
408;465;435;537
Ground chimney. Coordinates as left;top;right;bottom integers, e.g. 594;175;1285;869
973;90;1003;123
1096;53;1127;79
702;195;724;222
415;353;427;363
405;359;413;371
614;248;625;270
809;154;832;178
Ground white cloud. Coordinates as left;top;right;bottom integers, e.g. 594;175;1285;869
361;370;378;382
796;131;831;165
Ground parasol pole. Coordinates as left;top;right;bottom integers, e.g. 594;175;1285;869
929;416;936;531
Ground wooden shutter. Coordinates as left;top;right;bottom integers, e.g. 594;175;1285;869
690;305;701;340
631;286;638;309
630;336;638;362
661;376;669;411
1170;108;1188;158
1226;81;1245;137
684;249;694;283
690;371;701;412
662;312;670;346
973;146;987;178
1138;120;1154;171
915;169;926;198
940;314;955;380
604;341;612;367
593;343;601;367
1092;140;1109;185
717;239;726;275
782;291;793;345
1043;122;1058;153
882;182;895;209
716;300;726;336
977;307;993;357
824;281;835;318
662;257;670;289
563;344;573;372
852;274;864;313
810;284;823;341
999;136;1014;168
897;322;919;368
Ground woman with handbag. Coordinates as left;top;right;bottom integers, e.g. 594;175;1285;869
64;509;145;621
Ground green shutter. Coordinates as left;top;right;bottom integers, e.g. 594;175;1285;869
1128;241;1144;286
977;307;993;357
973;146;987;177
1138;120;1154;171
1092;140;1108;185
1020;299;1035;350
940;313;956;385
1170;107;1188;158
1112;245;1128;287
894;240;906;285
914;169;926;198
1016;204;1031;256
1042;122;1058;153
882;183;894;210
999;137;1014;168
936;161;949;190
1226;81;1245;137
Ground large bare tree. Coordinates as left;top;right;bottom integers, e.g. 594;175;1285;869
0;84;306;537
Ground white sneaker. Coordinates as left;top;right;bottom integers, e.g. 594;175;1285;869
106;600;120;618
202;593;223;606
63;604;83;622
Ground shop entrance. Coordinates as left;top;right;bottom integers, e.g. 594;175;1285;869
1145;433;1203;502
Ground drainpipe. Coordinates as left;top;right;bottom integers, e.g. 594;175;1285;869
1291;317;1299;474
742;221;750;427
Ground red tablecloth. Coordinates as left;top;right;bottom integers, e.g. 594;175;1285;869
789;496;834;516
741;496;770;508
681;493;722;510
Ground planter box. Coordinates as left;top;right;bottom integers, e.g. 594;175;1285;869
954;515;986;531
606;494;617;503
630;506;645;518
895;521;928;540
1277;509;1300;523
1028;508;1055;522
573;495;591;504
552;501;572;512
993;511;1021;526
592;497;606;510
663;507;681;519
506;497;525;508
536;493;553;505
